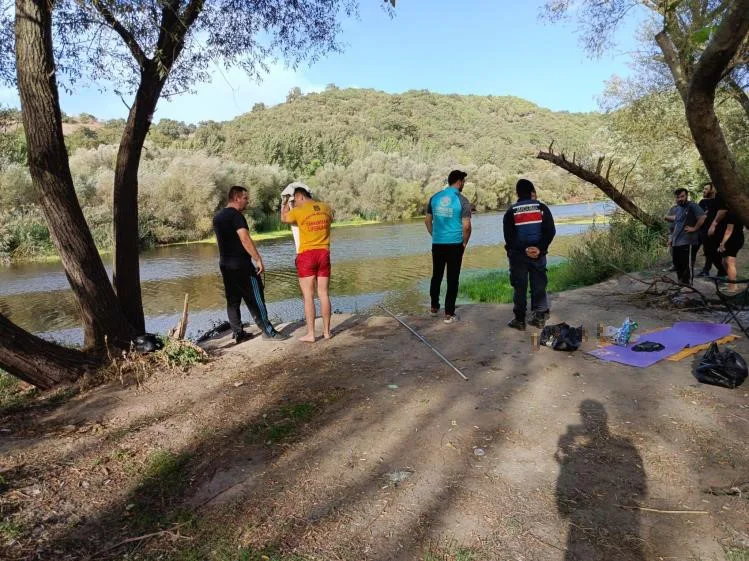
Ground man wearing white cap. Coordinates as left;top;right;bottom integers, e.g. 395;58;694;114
281;184;334;342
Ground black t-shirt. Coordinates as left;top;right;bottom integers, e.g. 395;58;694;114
213;207;252;269
714;194;744;239
699;198;718;233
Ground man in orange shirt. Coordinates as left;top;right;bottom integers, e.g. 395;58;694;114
281;185;334;342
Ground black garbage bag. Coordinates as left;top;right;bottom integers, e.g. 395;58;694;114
540;322;583;352
133;333;164;353
693;343;748;389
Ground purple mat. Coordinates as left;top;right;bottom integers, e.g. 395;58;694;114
587;322;733;368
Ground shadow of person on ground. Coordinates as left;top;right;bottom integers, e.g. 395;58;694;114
555;400;647;561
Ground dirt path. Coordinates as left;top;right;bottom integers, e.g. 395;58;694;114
1;277;748;560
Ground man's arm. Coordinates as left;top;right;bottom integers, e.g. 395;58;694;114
280;198;295;224
685;215;706;233
237;228;264;274
425;197;433;236
538;205;556;253
709;209;728;237
684;203;706;233
462;217;471;247
503;210;514;249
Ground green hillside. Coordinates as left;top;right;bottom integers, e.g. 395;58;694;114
1;88;611;260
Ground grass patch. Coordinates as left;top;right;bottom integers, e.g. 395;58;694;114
244;401;321;445
0;519;24;541
424;539;478;561
126;449;192;532
159;338;206;369
725;547;749;561
459;262;586;304
460;213;666;304
162;541;312;561
0;369;30;412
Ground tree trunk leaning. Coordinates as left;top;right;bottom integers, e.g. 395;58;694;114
536;151;659;228
112;73;164;333
0;312;99;390
14;0;135;349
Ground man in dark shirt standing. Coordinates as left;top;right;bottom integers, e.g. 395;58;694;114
503;179;556;331
696;182;726;277
213;186;287;343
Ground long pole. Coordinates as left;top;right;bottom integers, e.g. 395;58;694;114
379;305;468;381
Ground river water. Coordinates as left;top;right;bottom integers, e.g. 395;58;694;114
0;202;611;343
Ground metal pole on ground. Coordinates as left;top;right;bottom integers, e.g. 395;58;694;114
379;305;469;381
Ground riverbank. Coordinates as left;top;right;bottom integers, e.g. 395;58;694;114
1;275;748;561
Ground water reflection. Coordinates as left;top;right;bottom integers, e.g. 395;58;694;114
0;203;608;343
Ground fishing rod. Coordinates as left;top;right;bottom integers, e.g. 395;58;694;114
379;304;468;381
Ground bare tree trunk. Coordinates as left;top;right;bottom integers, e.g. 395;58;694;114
14;0;134;348
112;73;163;333
537;151;658;228
0;312;98;390
657;0;749;225
106;0;204;332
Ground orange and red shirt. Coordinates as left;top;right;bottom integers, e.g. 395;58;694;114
286;200;333;253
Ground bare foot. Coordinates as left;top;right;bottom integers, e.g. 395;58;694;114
299;334;316;343
323;332;333;340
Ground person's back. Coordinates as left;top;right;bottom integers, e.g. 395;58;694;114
213;207;252;269
290;199;333;252
425;170;472;323
503;179;556;331
428;187;471;245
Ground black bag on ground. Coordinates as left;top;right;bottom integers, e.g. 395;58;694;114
693;343;748;389
133;333;164;353
540;322;583;352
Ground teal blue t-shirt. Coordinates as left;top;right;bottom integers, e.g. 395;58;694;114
427;187;472;244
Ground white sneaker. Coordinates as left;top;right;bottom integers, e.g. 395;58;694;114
443;315;458;324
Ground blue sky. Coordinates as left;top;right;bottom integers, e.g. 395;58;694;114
0;0;647;124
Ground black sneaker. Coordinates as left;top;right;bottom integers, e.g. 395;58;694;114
528;313;549;329
696;270;709;277
508;318;526;331
262;330;289;341
232;331;251;344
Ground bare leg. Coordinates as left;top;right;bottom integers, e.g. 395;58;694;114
298;275;317;342
317;276;332;338
725;256;738;290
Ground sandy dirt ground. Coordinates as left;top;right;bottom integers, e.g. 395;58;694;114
1;276;748;561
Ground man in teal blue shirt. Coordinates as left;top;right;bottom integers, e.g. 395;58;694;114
425;170;473;323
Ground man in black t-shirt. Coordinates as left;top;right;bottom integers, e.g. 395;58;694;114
696;182;726;277
213;186;288;343
709;193;745;287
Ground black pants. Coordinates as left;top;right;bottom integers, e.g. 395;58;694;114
508;250;549;320
220;265;275;336
430;243;464;316
702;238;727;276
672;244;699;284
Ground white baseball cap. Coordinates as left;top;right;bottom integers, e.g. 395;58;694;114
282;182;311;198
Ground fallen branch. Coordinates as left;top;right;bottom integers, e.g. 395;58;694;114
90;523;188;558
616;504;709;515
537;149;658;228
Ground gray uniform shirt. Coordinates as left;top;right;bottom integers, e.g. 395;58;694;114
672;201;704;247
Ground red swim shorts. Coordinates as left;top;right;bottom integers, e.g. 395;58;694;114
295;249;331;278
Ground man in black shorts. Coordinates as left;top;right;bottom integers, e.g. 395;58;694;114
710;194;745;290
213;186;288;343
